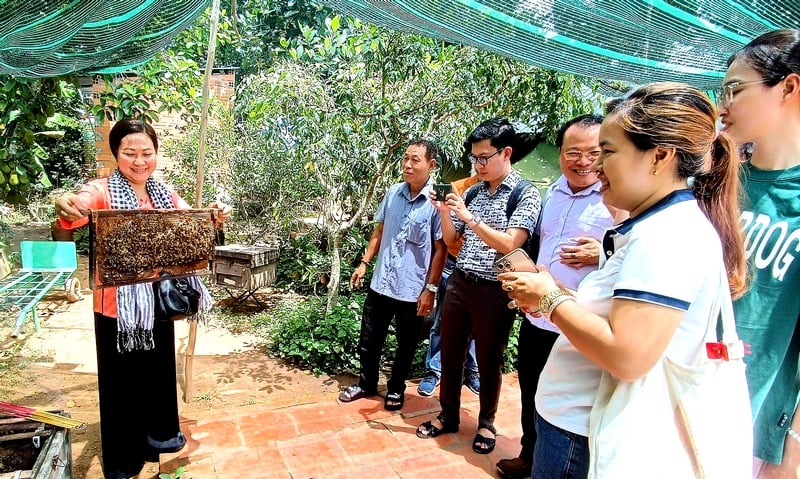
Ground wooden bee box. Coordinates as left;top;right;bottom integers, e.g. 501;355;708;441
0;414;72;479
213;244;279;290
89;209;218;288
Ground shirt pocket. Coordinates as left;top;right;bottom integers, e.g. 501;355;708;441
576;203;612;236
405;217;430;245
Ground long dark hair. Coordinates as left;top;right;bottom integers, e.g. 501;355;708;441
728;29;800;84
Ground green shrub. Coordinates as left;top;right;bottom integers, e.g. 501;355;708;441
269;290;434;378
275;225;370;296
72;225;90;254
269;293;363;376
504;318;522;373
268;287;521;379
275;233;331;295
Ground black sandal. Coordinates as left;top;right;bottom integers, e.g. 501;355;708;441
416;419;458;439
472;429;496;454
384;391;404;411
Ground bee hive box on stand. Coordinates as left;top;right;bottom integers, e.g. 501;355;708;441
88;209;218;288
213;244;279;290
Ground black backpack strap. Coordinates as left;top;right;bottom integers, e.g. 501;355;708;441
464;179;532;219
505;179;532;219
463;183;480;208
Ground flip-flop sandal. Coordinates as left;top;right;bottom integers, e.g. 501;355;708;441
384;391;404;411
472;431;496;454
416;419;458;439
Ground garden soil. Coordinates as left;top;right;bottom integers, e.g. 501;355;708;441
1;224;350;478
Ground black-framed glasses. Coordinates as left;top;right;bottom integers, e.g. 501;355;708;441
717;78;774;108
468;147;505;166
563;150;601;162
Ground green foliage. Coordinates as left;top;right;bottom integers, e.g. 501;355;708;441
0;218;13;249
72;225;90;255
221;0;331;74
269;293;363;376
268;290;431;377
243;15;601;312
0;77;68;204
275;232;330;295
161;106;234;206
37;112;94;192
90;4;237;124
275;224;369;295
504;319;522;374
158;466;186;479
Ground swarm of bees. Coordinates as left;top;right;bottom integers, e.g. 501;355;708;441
97;212;215;283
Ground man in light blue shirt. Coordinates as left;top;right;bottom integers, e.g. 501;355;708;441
338;139;447;412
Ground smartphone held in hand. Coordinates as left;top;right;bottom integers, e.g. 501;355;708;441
433;183;452;201
493;248;539;275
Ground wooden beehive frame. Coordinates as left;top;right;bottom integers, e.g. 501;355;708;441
88;209;218;288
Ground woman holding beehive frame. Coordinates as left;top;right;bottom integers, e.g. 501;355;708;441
55;119;231;479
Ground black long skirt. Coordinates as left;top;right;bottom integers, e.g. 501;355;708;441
94;313;185;479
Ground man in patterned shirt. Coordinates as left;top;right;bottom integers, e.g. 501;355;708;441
416;118;542;456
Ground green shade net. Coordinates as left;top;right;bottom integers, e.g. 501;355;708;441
318;0;800;90
0;0;208;77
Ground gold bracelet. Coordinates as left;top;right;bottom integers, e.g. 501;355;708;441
539;289;574;317
787;428;800;444
546;295;574;318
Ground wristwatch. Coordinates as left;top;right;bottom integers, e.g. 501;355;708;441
539;289;574;318
467;214;482;228
425;283;439;293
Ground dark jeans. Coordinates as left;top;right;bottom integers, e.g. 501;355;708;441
438;269;515;432
532;411;589;479
425;256;478;375
95;313;184;479
357;288;425;394
517;319;559;462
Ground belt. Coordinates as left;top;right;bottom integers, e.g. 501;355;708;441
456;268;499;284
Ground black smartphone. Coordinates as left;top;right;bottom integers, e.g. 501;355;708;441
493;248;539;275
433;183;452;201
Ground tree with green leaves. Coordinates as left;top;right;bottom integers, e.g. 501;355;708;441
239;16;601;313
0;78;68;204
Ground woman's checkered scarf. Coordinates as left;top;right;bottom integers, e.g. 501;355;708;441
108;170;211;353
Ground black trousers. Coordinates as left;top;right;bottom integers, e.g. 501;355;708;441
357;288;425;394
438;269;516;432
517;318;559;462
94;313;183;479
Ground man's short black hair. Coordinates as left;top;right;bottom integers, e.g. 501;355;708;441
409;139;439;160
555;114;604;149
467;117;516;149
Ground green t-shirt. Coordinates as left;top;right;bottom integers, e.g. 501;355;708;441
735;161;800;464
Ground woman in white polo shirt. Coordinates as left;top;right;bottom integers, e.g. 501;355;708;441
498;82;749;478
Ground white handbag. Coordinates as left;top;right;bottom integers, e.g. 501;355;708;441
588;269;752;478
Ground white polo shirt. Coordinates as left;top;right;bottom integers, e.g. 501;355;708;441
536;189;727;436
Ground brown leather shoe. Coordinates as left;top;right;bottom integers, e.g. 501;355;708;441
496;456;532;479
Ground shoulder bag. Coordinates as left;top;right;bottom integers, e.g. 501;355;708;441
153;274;201;321
588;268;752;478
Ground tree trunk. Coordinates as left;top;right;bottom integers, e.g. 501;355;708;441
325;228;344;316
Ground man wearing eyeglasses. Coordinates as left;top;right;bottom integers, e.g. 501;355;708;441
496;113;617;479
415;118;541;456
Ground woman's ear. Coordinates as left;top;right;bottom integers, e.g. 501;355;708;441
651;146;677;175
782;73;800;103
